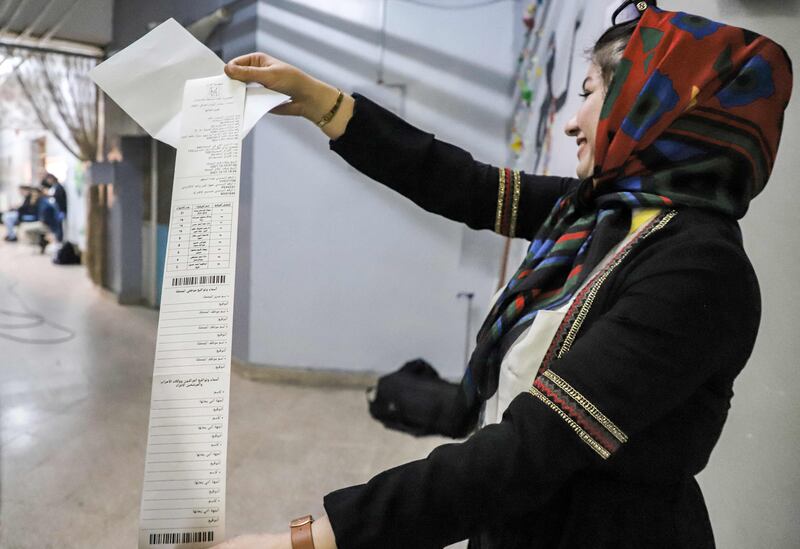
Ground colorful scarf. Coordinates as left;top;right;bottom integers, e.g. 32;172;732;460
458;5;793;421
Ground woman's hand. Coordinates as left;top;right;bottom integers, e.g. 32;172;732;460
210;532;291;549
224;52;354;139
209;516;337;549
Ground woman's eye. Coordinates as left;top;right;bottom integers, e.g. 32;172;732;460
579;91;591;99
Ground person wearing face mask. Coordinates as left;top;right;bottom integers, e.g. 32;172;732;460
213;3;793;548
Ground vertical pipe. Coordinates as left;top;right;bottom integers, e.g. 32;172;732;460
457;291;475;370
496;236;511;291
150;138;158;306
378;0;387;83
95;85;104;162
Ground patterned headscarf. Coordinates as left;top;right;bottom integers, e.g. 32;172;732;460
456;5;793;426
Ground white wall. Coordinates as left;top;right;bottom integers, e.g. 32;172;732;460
655;2;799;548
245;0;524;378
0;128;38;210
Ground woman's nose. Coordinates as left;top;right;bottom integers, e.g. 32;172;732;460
564;115;579;137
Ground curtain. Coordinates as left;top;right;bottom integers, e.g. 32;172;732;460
9;48;101;162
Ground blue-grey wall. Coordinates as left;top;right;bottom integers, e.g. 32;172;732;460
243;0;522;378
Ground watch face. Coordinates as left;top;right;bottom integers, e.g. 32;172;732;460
291;515;313;528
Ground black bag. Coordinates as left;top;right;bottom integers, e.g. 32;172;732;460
53;241;81;265
367;358;477;439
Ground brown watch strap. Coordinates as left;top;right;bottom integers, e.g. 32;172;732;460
290;515;315;549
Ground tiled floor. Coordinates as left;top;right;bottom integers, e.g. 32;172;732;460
0;243;463;548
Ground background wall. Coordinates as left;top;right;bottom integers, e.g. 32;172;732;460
658;1;800;547
245;0;519;377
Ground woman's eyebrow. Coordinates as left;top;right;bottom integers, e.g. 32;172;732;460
582;76;591;91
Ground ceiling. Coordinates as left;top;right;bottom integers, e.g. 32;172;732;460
0;0;113;47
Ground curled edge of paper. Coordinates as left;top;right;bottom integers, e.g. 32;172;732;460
90;17;290;149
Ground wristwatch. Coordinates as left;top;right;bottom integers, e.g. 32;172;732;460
290;515;315;549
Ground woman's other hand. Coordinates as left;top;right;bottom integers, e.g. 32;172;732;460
224;52;353;139
209;516;338;549
210;532;290;549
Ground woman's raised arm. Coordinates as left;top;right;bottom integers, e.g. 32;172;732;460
225;52;579;240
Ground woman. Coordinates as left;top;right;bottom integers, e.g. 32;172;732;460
214;3;792;548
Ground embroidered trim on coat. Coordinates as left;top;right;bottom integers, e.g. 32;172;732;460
542;369;628;443
528;209;679;459
494;168;507;234
495;168;521;237
509;169;521;238
533;375;622;457
529;386;611;459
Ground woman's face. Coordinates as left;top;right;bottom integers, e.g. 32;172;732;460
564;62;606;180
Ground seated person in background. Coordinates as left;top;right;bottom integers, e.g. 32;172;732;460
3;186;41;242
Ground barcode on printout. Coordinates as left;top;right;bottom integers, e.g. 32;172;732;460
149;531;214;544
171;275;226;287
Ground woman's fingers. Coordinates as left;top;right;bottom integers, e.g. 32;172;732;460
225;53;302;97
225;62;303;116
224;52;281;85
224;61;271;85
224;51;322;121
227;52;274;68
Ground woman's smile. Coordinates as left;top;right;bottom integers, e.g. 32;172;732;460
576;137;588;158
565;63;606;179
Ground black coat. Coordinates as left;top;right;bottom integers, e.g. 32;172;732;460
322;94;759;549
52;182;67;215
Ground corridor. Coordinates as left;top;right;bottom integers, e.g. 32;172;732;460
0;243;449;548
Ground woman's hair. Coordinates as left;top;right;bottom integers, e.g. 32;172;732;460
590;20;638;88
